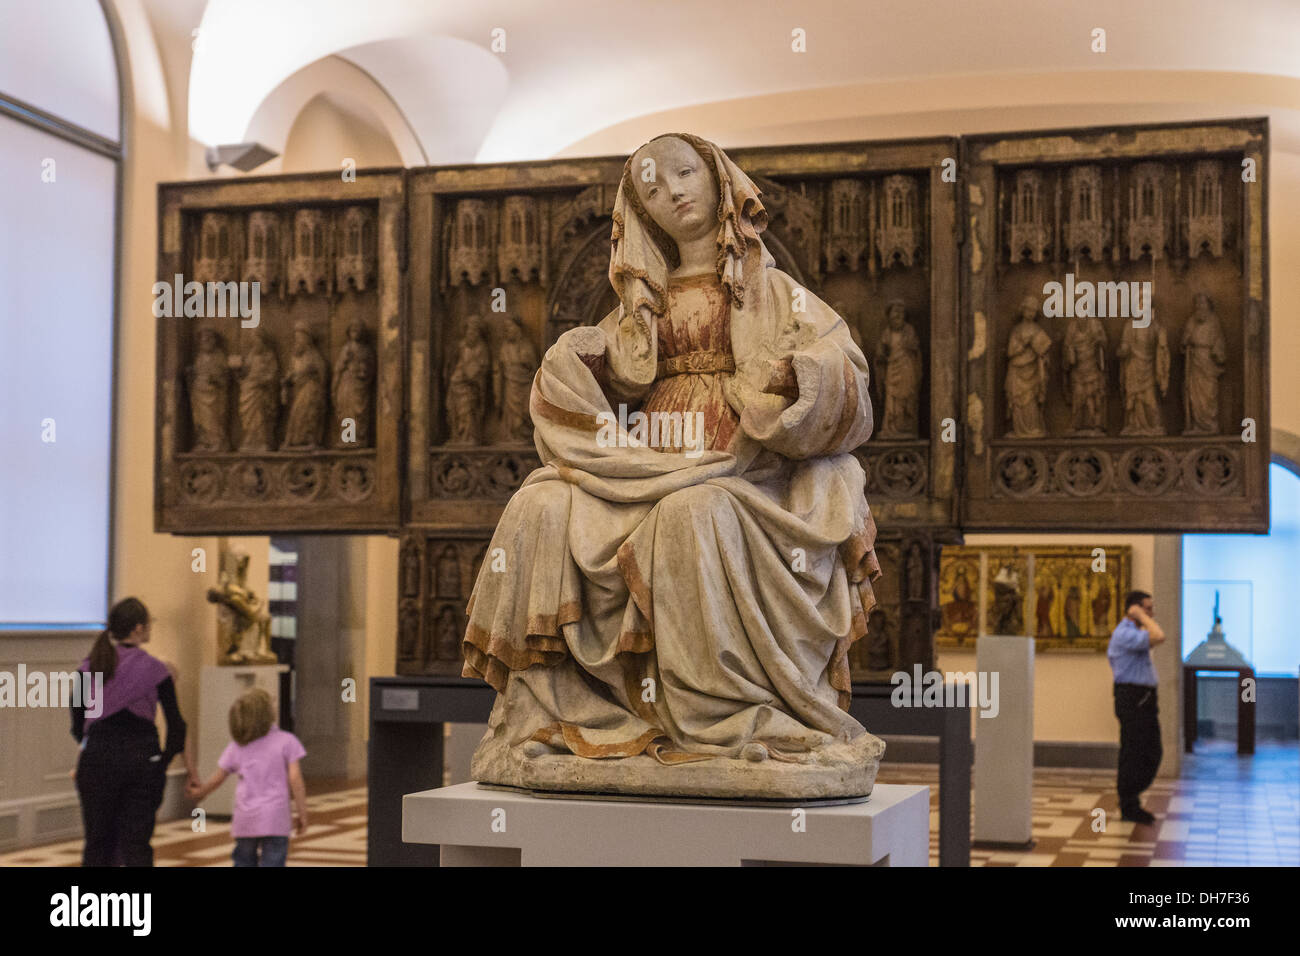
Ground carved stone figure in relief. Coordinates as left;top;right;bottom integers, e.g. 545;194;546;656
281;322;328;450
461;133;884;800
187;328;231;452
905;540;925;602
877;300;921;438
436;545;461;598
1062;314;1108;435
235;329;280;452
496;316;539;442
1004;295;1052;438
332;321;375;448
1181;292;1227;435
435;606;460;661
1117;317;1170;436
445;315;491;445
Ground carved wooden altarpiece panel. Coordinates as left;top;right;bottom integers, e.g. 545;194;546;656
155;170;406;532
961;119;1269;531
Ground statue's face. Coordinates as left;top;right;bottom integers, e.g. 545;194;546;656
888;304;905;326
631;137;718;246
293;329;309;352
1020;297;1039;321
200;329;217;350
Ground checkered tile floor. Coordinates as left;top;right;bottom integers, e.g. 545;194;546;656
2;741;1294;866
875;739;1299;866
0;784;369;867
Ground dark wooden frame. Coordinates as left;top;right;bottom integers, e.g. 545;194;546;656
960;118;1270;532
155;169;408;533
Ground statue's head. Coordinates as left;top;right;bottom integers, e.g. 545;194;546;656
887;300;906;326
292;321;312;352
628;135;720;251
218;549;250;585
347;320;365;342
1194;291;1214;315
1019;294;1040;321
505;316;523;341
463;315;484;341
199;327;220;351
611;132;768;318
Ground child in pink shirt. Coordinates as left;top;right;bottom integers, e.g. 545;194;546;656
187;688;308;866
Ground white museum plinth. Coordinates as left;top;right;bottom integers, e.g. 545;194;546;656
403;781;930;866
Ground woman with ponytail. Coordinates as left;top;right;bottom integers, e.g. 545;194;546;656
70;597;198;866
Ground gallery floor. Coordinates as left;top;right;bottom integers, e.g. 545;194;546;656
2;743;1294;867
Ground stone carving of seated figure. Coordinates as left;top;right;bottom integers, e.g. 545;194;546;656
461;132;886;799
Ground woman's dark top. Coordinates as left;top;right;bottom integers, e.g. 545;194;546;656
70;645;186;765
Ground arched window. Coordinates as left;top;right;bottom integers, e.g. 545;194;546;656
0;0;122;627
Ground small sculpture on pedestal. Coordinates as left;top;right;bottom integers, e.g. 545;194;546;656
1004;295;1052;438
206;550;277;665
876;300;921;438
496;317;539;443
1181;292;1227;435
281;322;328;450
187;328;231;452
332;321;375;448
1184;591;1250;668
1062;314;1107;435
1118;315;1170;436
235;329;280;452
446;315;491;445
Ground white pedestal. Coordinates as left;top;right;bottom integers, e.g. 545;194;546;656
403;781;930;866
198;664;289;815
973;635;1034;845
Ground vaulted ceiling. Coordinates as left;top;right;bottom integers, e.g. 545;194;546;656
176;0;1300;162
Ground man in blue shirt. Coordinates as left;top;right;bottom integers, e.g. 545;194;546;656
1107;590;1166;825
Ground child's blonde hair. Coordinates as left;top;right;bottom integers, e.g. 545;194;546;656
229;688;275;745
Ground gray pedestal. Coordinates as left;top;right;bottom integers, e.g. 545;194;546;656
973;635;1034;846
403;781;930;866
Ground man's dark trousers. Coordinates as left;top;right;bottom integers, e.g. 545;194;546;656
1114;682;1162;814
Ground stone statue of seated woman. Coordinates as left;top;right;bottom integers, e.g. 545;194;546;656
461;132;885;799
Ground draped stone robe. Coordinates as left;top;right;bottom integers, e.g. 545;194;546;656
462;244;882;768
